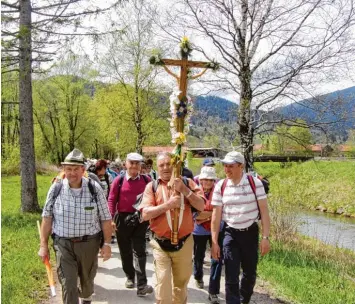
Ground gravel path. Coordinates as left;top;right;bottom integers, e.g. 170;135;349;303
43;244;287;304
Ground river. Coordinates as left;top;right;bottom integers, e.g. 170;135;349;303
298;211;355;251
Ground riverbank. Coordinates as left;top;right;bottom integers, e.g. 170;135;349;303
256;160;355;217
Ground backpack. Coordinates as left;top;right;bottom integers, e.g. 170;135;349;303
220;174;268;220
51;177;104;247
52;178;97;204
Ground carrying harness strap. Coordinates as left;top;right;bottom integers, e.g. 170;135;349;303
152;177;190;233
246;175;261;219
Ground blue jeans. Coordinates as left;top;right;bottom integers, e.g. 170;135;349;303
223;223;259;304
193;233;223;295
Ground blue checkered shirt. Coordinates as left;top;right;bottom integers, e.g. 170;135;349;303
42;177;112;237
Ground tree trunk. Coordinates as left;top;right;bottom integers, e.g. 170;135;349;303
134;82;144;154
19;0;40;212
238;66;254;172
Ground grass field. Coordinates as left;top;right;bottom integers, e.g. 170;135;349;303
2;161;355;304
258;160;355;217
258;237;355;304
1;174;54;304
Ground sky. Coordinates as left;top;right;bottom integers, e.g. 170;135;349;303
35;0;355;106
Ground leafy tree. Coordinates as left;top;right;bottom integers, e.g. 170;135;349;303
33;70;94;164
1;72;19;161
91;84;170;158
269;121;312;154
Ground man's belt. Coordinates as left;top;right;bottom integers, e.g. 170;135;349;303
227;222;258;232
153;233;191;243
53;232;100;242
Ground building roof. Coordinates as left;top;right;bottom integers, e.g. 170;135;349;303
254;144;263;151
143;146;187;154
338;145;352;152
187;147;227;152
310;144;324;152
143;146;175;153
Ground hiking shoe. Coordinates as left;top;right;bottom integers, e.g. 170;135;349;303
195;279;204;289
137;284;153;297
208;294;220;304
125;279;135;289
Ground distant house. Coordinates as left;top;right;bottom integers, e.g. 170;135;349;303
309;144;333;157
142;146;228;159
334;145;354;157
253;144;264;153
142;146;186;158
186;147;228;158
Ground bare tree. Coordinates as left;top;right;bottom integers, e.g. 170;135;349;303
166;0;355;170
100;0;163;154
1;0;120;212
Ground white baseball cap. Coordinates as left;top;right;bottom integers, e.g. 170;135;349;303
126;152;143;162
220;151;245;165
199;166;217;180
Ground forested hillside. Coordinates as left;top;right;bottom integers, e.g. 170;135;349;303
191;87;355;145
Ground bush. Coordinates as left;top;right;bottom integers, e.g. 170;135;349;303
1;144;21;175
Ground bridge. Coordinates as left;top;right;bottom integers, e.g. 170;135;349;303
254;155;314;162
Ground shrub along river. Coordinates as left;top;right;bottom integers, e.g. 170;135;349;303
298;211;355;251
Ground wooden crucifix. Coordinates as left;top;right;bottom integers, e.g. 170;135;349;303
150;37;219;245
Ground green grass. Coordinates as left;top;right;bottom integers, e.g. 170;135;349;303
1;174;55;304
258;237;355;304
262;160;355;217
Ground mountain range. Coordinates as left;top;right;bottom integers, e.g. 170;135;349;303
193;86;355;143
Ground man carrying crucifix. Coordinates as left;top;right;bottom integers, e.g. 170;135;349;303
140;152;205;304
145;37;217;303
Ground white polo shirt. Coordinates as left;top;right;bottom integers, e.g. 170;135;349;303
211;173;267;229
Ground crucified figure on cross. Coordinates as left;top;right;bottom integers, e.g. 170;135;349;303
150;37;219;245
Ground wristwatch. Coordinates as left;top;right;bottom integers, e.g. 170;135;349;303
262;236;269;240
103;242;112;247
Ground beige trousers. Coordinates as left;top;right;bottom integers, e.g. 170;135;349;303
150;235;193;304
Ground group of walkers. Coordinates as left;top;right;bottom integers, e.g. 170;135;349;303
38;148;270;304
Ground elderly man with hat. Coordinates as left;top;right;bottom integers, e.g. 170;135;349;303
211;151;271;304
38;148;112;304
192;166;224;304
107;152;153;297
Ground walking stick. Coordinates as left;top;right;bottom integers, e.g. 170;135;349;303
170;160;182;245
37;220;56;297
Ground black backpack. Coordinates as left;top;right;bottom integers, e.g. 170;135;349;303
51;178;105;247
52;178;97;203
